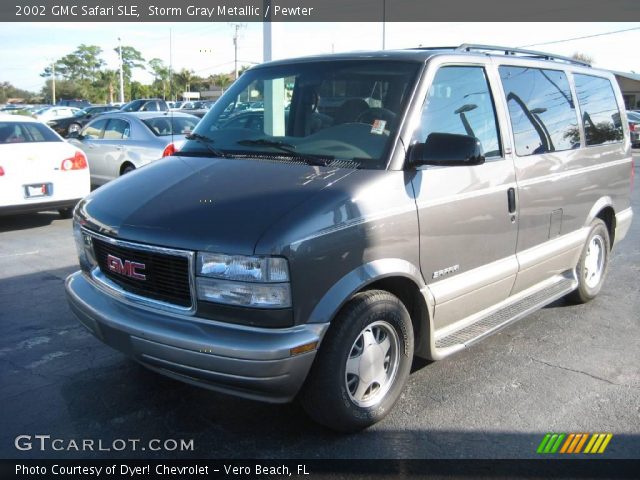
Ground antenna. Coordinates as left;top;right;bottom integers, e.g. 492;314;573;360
169;27;174;149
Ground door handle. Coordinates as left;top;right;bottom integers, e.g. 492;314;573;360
507;187;516;214
116;145;125;151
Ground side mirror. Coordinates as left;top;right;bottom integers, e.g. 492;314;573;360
409;132;485;167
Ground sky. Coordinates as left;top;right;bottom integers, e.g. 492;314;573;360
1;22;639;93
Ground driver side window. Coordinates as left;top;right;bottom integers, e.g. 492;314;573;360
415;66;502;158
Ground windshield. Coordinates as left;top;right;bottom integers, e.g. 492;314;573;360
74;109;88;117
180;60;421;169
121;100;144;112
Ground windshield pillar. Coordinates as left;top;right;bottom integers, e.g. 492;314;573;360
264;78;286;137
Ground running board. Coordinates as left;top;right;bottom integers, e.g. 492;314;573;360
434;274;577;353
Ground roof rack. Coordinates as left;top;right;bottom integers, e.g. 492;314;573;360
407;44;591;67
455;44;591;67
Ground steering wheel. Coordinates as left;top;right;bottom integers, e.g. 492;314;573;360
355;107;396;127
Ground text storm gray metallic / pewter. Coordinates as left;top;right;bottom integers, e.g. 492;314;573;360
66;45;633;432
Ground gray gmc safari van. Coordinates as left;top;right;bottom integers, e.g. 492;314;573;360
66;45;634;431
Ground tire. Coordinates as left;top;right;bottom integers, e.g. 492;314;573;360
300;290;414;432
566;218;610;304
121;164;135;175
58;207;73;219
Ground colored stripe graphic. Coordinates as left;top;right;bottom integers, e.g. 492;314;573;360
574;433;589;453
537;433;612;454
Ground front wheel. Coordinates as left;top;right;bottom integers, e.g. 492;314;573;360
567;218;610;303
300;290;414;432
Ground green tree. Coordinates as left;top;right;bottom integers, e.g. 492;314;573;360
42;44;105;83
115;45;146;83
130;81;152;99
41;79;84;104
95;69;119;104
572;52;594;65
148;58;170;99
0;81;36;103
173;69;195;98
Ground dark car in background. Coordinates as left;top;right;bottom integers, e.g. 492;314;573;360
120;99;169;112
47;105;120;137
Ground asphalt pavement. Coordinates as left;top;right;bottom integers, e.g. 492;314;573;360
1;159;638;460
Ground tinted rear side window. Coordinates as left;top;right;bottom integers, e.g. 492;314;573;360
499;66;578;156
0;122;61;144
573;74;623;146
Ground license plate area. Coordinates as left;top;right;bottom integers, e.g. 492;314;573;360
24;183;53;198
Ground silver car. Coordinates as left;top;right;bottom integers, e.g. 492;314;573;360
69;111;199;186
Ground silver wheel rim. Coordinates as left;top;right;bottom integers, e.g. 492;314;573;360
584;234;605;289
345;320;400;408
68;124;80;133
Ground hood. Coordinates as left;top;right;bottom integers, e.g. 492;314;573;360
77;155;355;255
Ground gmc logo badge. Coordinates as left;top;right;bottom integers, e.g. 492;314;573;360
106;254;146;280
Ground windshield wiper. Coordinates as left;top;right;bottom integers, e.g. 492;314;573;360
236;138;334;166
237;138;298;154
185;133;230;158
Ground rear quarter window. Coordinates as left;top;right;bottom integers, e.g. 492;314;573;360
573;74;624;146
0;122;61;144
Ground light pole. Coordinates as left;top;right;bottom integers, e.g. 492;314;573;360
118;37;125;103
51;61;56;104
382;0;386;50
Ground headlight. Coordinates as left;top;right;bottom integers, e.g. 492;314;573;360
73;221;97;273
196;278;291;309
197;253;289;282
196;253;291;308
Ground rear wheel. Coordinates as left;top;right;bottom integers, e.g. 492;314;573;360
300;290;414;432
121;163;135;175
567;218;610;303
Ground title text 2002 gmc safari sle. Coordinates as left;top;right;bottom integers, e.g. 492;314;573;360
66;45;634;431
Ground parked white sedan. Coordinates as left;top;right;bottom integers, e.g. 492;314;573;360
0;115;90;217
33;106;82;123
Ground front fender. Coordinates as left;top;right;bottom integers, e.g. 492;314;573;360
307;258;427;325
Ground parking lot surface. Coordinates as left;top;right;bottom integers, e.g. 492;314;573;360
1;159;638;459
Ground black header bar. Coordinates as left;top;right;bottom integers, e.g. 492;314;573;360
2;0;640;22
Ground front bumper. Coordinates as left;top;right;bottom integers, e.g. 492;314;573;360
65;271;328;403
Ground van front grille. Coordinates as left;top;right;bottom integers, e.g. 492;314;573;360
92;237;192;308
